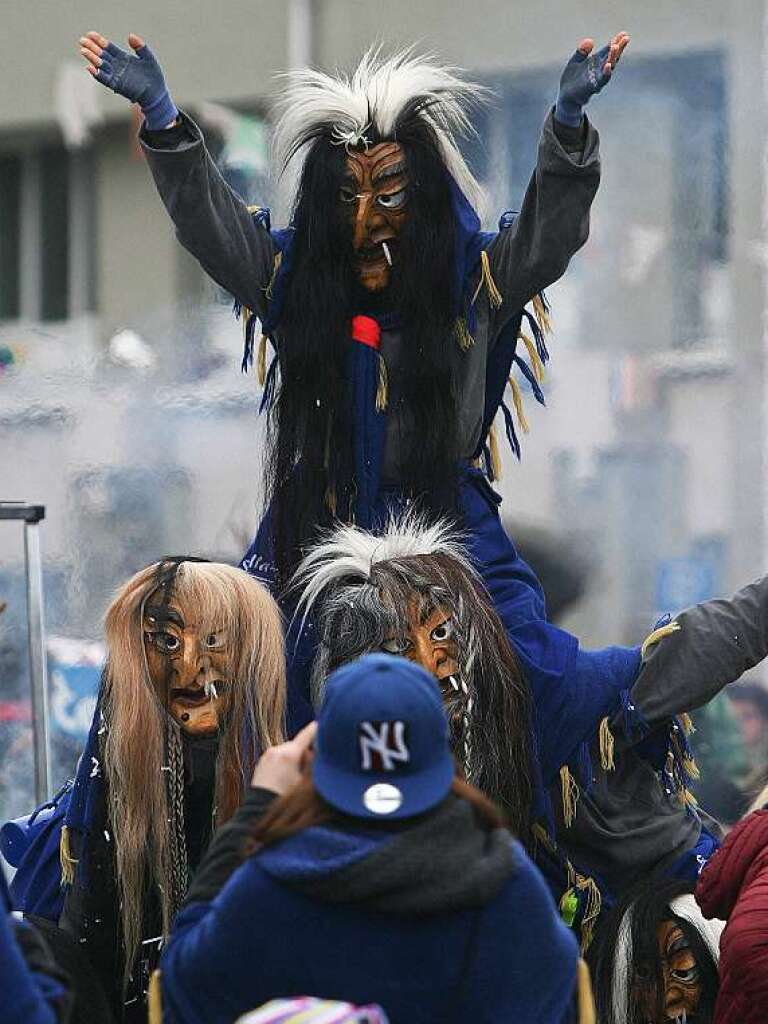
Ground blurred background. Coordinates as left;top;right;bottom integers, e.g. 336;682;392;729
1;0;767;824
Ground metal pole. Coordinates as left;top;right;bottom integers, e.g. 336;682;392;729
0;503;50;802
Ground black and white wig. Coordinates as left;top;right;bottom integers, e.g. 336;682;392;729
292;513;534;844
266;51;489;585
587;878;724;1024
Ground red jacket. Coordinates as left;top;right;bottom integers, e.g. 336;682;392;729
696;809;768;1024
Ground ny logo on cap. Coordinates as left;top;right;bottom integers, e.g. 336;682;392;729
358;721;410;772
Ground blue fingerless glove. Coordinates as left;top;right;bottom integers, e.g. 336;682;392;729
555;44;611;128
95;41;178;130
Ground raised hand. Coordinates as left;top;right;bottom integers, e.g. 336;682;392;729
79;31;178;130
555;32;630;128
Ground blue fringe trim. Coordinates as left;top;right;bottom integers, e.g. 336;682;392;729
259;355;279;413
513;354;546;405
522;305;550;364
499;399;521;461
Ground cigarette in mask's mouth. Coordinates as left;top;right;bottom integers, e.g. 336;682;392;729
382;241;392;266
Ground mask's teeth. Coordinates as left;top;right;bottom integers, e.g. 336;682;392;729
204;681;218;701
449;675;460;692
382;241;392;266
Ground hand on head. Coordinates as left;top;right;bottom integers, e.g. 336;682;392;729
250;721;318;795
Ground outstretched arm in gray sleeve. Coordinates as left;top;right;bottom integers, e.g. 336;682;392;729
630;574;768;730
79;29;276;319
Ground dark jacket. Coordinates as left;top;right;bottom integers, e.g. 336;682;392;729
697;808;768;1024
161;790;579;1024
554;575;768;897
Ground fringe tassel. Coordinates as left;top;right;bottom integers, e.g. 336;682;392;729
488;422;503;481
471;250;503;308
148;969;163;1024
508;375;530;433
454;318;475;350
577;875;602;952
257;334;268;386
376;354;389;412
264;252;282;300
519;332;546;383
560;765;580;828
577;958;597;1024
59;825;78;887
680;712;696;736
598;717;615;772
499;401;521;461
513;354;546;405
641;621;681;660
532;293;553;337
324;486;337;517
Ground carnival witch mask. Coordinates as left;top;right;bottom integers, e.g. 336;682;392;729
340;142;409;291
143;590;230;736
292;515;534;841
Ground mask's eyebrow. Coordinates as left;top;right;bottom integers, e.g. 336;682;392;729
145;605;184;628
373;160;407;184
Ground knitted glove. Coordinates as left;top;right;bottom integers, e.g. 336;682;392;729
94;40;178;130
555;44;612;128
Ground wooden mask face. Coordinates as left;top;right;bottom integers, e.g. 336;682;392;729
635;919;702;1023
340;141;409;292
143;595;230;736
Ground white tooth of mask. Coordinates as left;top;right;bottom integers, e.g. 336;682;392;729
450;676;460;692
382;241;392;266
204;682;218;701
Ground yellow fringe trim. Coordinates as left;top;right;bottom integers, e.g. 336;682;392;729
576;875;602;952
508;375;530;434
532;293;553;336
519;332;546;384
488;421;502;482
683;755;701;781
264;251;282;301
560;765;580;829
59;825;78;887
680;711;696;736
577;958;597;1024
471;250;503;308
641;621;681;660
376;354;389;412
257;334;268;386
454;318;475;351
148;970;163;1024
598;716;615;772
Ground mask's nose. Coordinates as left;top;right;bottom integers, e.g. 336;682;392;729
352;193;384;250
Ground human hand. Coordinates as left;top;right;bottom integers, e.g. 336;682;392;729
250;721;318;795
555;32;630;128
79;31;178;130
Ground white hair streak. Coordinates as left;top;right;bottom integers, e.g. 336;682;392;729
291;510;474;628
272;45;489;211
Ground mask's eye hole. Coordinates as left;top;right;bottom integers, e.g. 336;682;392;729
430;619;454;644
376;188;407;210
671;966;699;985
381;637;411;655
205;632;224;649
339;185;358;204
152;632;180;654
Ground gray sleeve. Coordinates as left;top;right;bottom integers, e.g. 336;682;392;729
139;111;276;320
630;575;768;728
487;109;600;338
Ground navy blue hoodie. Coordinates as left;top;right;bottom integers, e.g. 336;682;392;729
160;792;578;1024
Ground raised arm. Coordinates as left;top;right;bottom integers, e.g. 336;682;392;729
489;33;629;333
629;574;768;731
79;31;276;319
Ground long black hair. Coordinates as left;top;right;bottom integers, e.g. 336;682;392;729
266;116;464;586
587;877;720;1024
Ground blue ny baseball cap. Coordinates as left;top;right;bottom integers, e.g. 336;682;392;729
313;653;455;819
